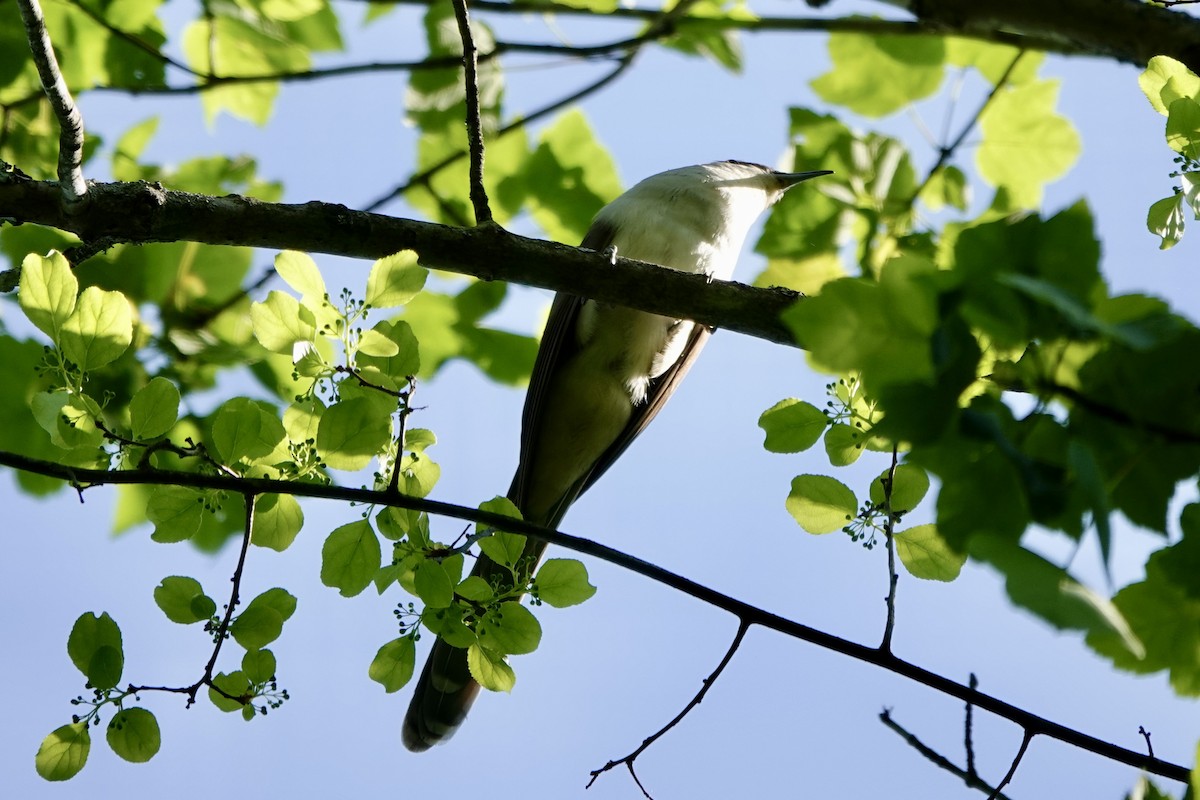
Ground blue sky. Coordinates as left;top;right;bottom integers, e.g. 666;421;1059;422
2;1;1198;798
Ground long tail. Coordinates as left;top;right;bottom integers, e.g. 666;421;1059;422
400;633;482;751
400;540;547;751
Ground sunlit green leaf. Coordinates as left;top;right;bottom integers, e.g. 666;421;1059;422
977;80;1080;208
758;398;828;453
811;33;944;117
365;251;428;309
35;722;90;781
153;576;216;624
534;559;597;608
369;637;416;693
251;290;317;354
321;520;381;597
316;397;391;471
251;493;304;552
786;475;857;534
895;525;965;581
129;377;180;440
60;286;133;370
467;643;514;692
146;485;205;543
18;251;76;342
106;708;160;764
478;602;541;656
67;612;124;690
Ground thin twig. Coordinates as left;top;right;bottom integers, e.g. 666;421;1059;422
911;50;1026;206
966;673;979;777
364;52;634;211
880;709;1015;800
1139;725;1155;758
587;619;752;796
65;0;200;77
986;730;1034;800
0;447;1190;785
450;0;493;224
880;445;901;653
16;0;87;205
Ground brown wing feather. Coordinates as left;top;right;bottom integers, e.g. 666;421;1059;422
403;219;715;751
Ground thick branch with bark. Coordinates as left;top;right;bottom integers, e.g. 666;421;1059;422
0;175;805;346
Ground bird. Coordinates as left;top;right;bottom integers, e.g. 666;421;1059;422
402;160;831;751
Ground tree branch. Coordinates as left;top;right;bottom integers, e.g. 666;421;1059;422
587;619;751;797
450;0;492;225
880;708;1015;800
986;729;1034;800
16;0;87;205
0;447;1188;785
0;175;805;347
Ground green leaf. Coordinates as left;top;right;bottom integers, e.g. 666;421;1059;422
35;722;90;781
523;109;622;244
467;643;515;692
785;276;936;392
413;558;455;609
357;328;399;357
356;320;420;383
869;464;930;513
479;602;541;656
455;575;495;602
315;397;391;471
758;399;828;453
242;648;277;684
245;587;298;621
786;475;857;534
209;671;252;712
534;559;597;608
146;485;205;543
153;576;217;624
919;165;970;212
368;637;416;693
811;33;945;117
211;397;286;465
894;525;965;581
251;290;317;354
106;708;160;764
972;537;1143;659
823;423;866;466
1139;56;1200;116
274;250;326;305
60;286;133;370
251;493;304;552
365;251;427;309
977;80;1080;208
321;520;381;597
230;605;284;650
1167;98;1200;161
129;377;180;440
67;612;124;690
18;250;77;342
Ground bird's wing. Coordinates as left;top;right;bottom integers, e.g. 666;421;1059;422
403;221;714;752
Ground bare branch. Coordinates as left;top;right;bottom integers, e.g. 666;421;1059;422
966;673;979;777
364;53;634;211
986;730;1034;800
0;447;1188;785
1139;725;1155;759
880;709;1015;800
588;620;751;795
16;0;87;205
880;446;901;653
450;0;493;225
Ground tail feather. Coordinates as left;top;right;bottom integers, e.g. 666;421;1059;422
401;636;480;751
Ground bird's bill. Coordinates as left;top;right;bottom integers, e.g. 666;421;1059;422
776;169;834;187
